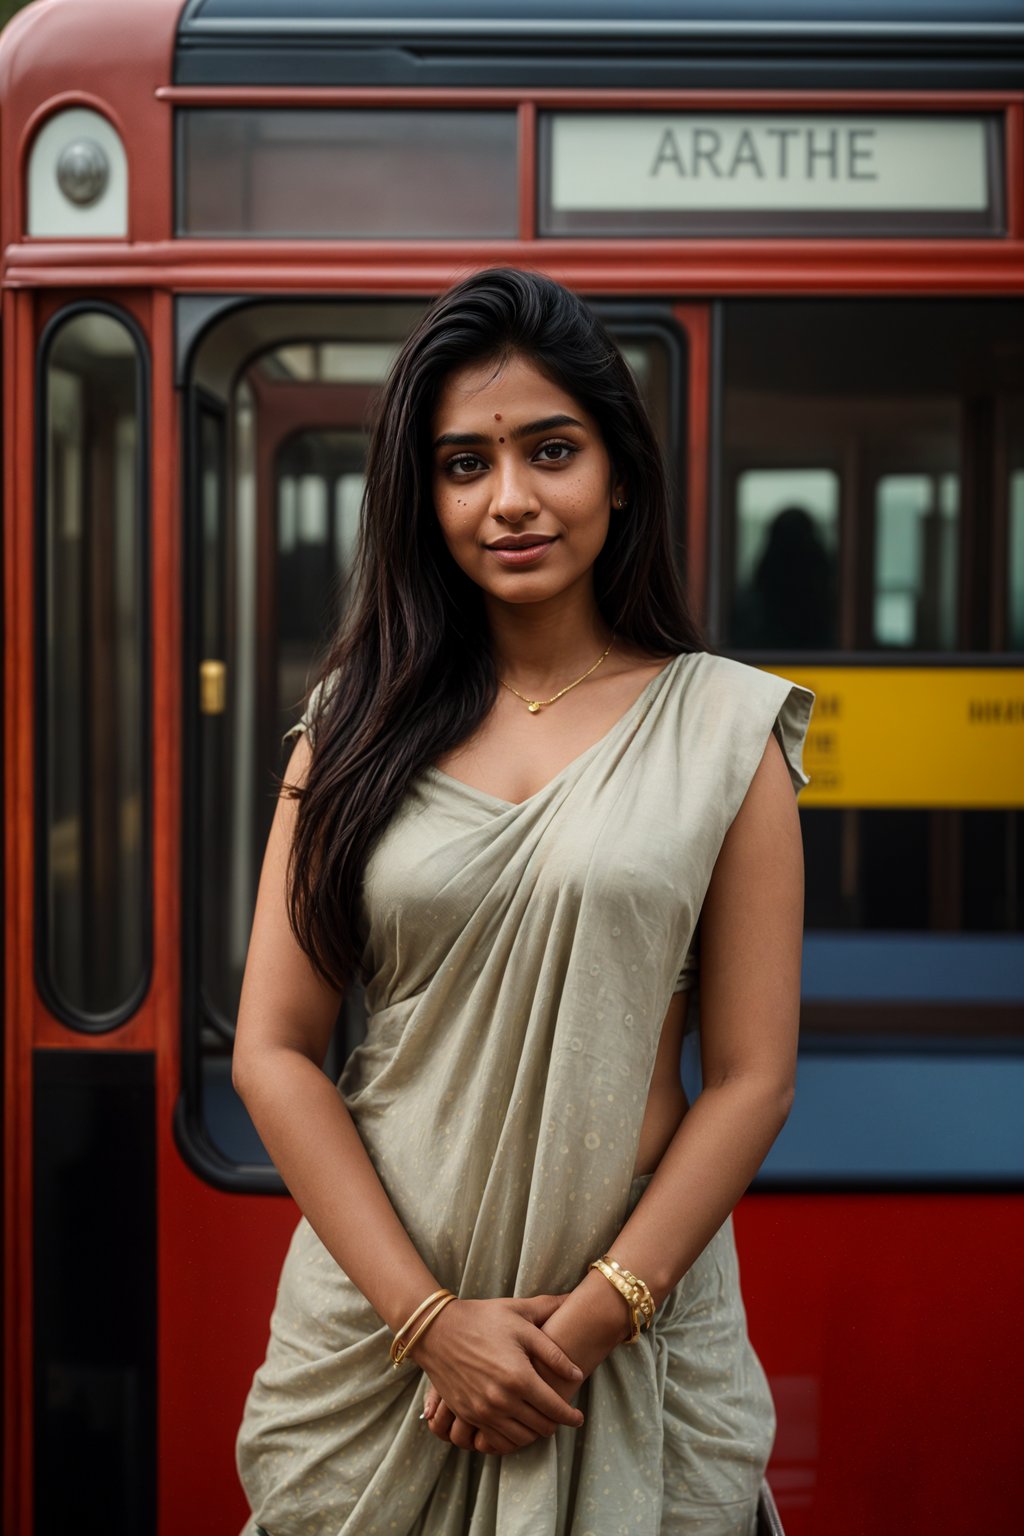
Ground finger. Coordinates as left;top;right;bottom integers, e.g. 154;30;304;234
524;1331;586;1385
474;1425;520;1455
479;1414;534;1449
422;1385;441;1421
521;1376;586;1428
508;1399;565;1440
429;1402;456;1441
512;1294;572;1327
450;1416;477;1452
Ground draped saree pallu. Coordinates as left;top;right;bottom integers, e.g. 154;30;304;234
236;650;816;1536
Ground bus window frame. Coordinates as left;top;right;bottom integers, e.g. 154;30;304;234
33;299;154;1036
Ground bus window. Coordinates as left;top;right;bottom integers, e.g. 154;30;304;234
720;299;1022;654
874;472;959;649
721;299;1023;1046
38;307;149;1028
1009;397;1024;651
731;468;839;649
177;110;518;239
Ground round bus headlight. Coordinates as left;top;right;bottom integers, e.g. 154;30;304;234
56;138;109;207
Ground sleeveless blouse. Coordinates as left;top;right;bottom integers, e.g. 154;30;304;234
237;649;815;1536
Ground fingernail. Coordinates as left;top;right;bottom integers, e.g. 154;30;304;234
418;1411;426;1420
570;1365;584;1380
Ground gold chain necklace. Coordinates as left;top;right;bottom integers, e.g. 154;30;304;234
499;636;617;714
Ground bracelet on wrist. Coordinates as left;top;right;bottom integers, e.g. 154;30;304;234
389;1287;457;1369
587;1255;655;1345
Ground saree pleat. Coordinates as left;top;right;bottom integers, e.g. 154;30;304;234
237;650;816;1536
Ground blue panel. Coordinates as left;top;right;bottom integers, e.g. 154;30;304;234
216;1039;1024;1184
203;1055;269;1165
802;932;1024;1003
759;1054;1024;1183
682;1035;1024;1184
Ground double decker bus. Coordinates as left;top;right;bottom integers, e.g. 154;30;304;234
3;2;1022;1532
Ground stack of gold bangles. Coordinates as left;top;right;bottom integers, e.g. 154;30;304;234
389;1286;457;1369
588;1254;656;1344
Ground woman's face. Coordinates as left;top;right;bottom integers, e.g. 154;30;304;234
430;352;624;605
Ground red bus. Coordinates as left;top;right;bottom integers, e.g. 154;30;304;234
3;1;1023;1532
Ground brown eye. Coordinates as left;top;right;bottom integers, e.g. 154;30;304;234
447;453;485;476
535;441;577;463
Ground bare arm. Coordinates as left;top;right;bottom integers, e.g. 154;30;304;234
231;732;442;1334
542;728;802;1349
233;732;586;1441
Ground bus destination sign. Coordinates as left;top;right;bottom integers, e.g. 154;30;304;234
540;113;1001;238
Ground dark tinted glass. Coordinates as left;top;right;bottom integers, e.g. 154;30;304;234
41;312;148;1024
178;110;518;238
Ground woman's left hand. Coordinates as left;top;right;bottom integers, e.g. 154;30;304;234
423;1273;630;1455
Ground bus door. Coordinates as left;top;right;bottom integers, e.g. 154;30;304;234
175;293;694;1190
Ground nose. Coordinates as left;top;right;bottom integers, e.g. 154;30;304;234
489;451;540;522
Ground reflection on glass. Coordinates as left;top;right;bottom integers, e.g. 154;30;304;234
42;311;146;1023
874;473;958;649
1009;398;1024;651
721;300;1024;654
1011;473;1024;650
731;469;838;648
195;335;392;1046
721;300;1024;1041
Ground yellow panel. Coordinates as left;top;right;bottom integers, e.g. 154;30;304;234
760;666;1024;808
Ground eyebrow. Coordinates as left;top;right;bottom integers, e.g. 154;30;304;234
432;413;585;451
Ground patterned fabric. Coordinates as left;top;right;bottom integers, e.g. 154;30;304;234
238;650;815;1536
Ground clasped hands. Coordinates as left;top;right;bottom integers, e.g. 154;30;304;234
407;1274;631;1457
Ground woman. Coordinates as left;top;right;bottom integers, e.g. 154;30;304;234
233;267;815;1536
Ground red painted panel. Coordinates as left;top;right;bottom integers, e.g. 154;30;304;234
158;1130;299;1532
737;1194;1024;1536
157;1138;1024;1536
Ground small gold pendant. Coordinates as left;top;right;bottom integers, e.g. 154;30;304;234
527;700;541;713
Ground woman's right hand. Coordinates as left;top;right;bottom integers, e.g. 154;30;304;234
407;1294;586;1451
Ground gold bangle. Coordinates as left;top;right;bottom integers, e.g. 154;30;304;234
588;1256;655;1344
602;1256;656;1325
389;1287;454;1366
391;1293;457;1369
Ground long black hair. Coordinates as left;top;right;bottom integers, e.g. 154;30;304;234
282;267;707;992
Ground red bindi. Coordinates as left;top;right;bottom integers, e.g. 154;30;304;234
494;413;502;420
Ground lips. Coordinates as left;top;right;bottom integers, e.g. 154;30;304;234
487;536;557;550
485;537;558;567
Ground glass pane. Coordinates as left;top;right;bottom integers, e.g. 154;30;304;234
1009;397;1024;650
874;472;958;649
721;300;1024;1045
618;335;675;456
42;311;147;1023
178;110;518;238
731;469;839;648
191;307;424;1165
721;300;1024;654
